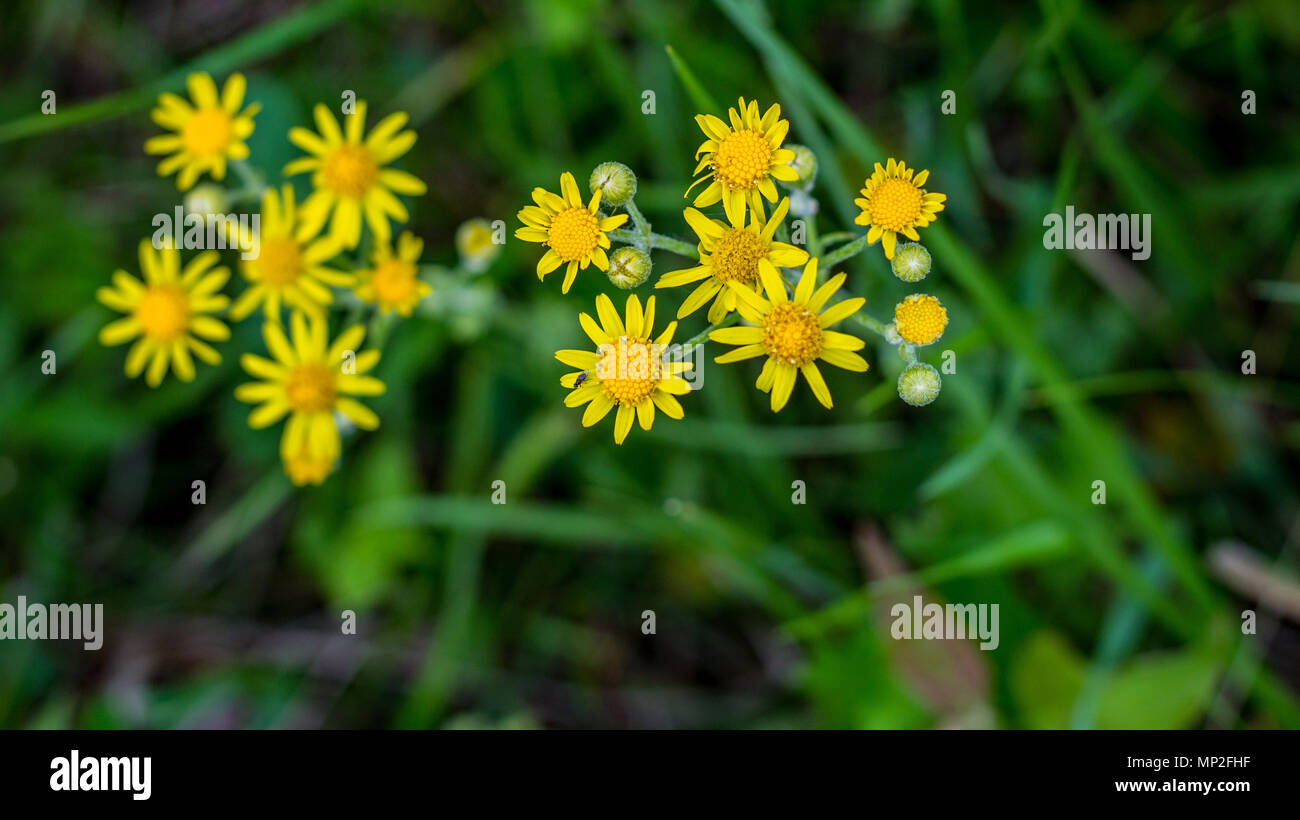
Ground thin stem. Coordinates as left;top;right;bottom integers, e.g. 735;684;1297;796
680;313;739;348
818;231;858;247
848;311;888;337
624;199;652;248
231;159;268;199
820;233;872;269
609;228;699;259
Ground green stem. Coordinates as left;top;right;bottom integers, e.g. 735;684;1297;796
681;313;739;348
848;310;888;337
624;199;652;249
818;231;858;247
820;233;872;269
609;228;698;259
231;159;267;198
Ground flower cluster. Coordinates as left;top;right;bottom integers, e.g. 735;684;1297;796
95;71;457;486
516;96;954;440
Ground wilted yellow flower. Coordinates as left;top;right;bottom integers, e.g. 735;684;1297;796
230;185;353;324
96;240;231;387
853;158;946;259
656;197;808;323
354;232;429;317
235;313;385;463
686;97;798;225
286;101;425;250
710;258;868;412
555;294;692;444
515;172;628;293
146;72;259;191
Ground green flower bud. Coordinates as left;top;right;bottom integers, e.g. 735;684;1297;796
589;162;638;207
891;242;931;283
897;362;942;407
784;144;818;188
607;246;651;289
184;184;228;218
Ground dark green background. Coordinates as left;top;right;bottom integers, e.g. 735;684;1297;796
0;0;1298;728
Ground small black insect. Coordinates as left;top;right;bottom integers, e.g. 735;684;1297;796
574;371;588;386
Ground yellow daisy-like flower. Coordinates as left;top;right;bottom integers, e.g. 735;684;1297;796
852;158;947;259
354;232;430;317
687;97;799;225
146;72;259;191
281;422;339;487
656;197;809;324
893;293;948;346
96;240;231;387
555;294;692;444
709;258;868;412
236;312;386;464
515;172;628;294
285;101;426;250
230;185;354;324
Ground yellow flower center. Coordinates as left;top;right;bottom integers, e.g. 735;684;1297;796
712;129;773;189
134;285;190;342
322;144;378;198
893;295;948;346
370;259;418;307
596;338;661;405
710;228;769;283
868;178;924;232
256;236;302;287
180;107;233;156
762;303;823;367
284;363;337;413
547;206;600;261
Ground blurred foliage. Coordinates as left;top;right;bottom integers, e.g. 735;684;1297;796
0;0;1298;728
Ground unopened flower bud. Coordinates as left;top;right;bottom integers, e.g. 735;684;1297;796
607;246;651;289
184;184;228;218
898;362;942;407
589;161;638;207
891;242;931;283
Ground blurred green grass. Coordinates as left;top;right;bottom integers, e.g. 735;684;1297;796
1;0;1298;729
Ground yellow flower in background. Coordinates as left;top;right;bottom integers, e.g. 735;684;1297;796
853;158;946;259
146;72;259;191
230;185;354;324
456;218;503;272
686;97;799;225
710;258;868;412
893;293;948;345
354;231;429;317
281;422;339;486
516;172;628;293
656;197;808;324
286;101;426;250
236;313;386;463
96;240;231;387
555;294;692;444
